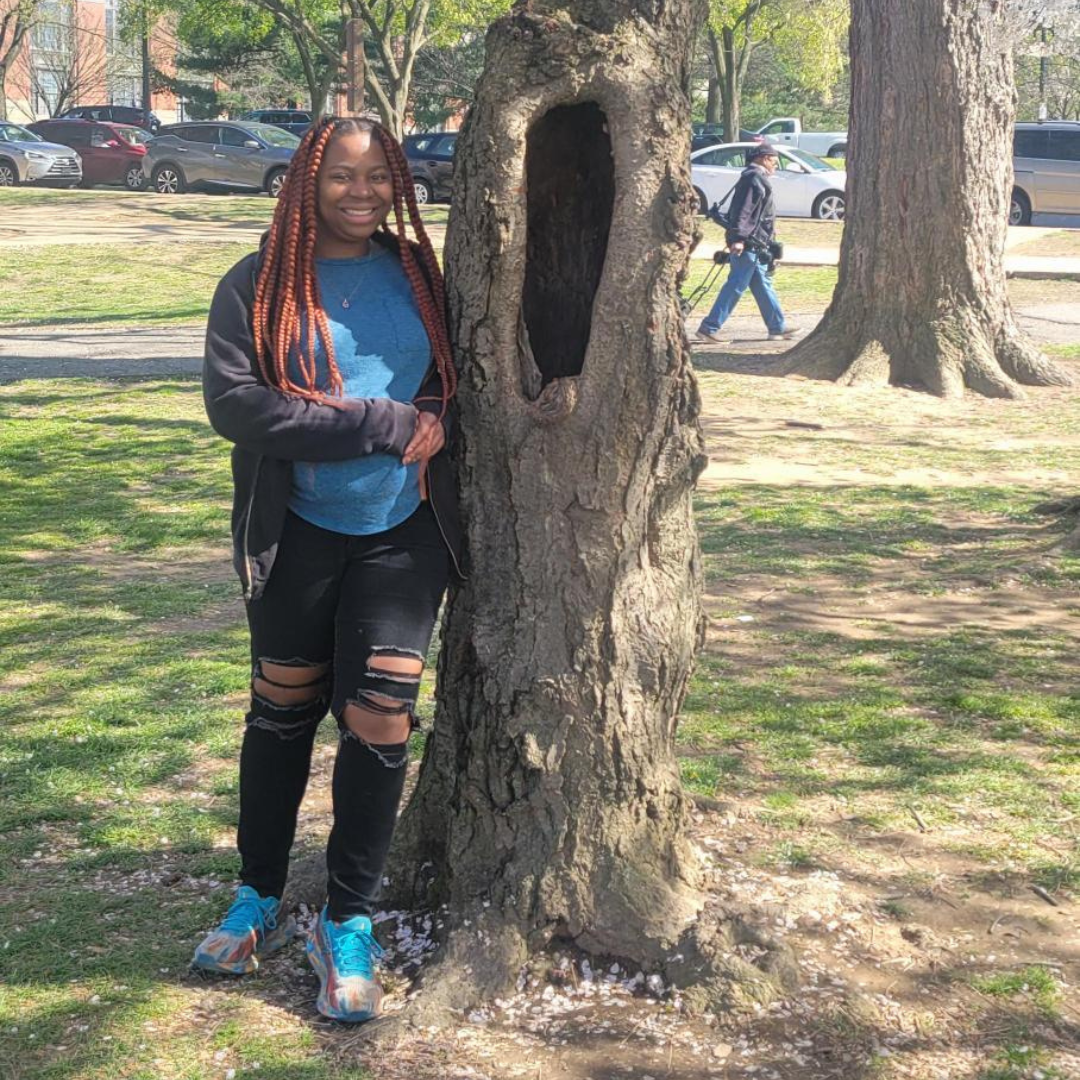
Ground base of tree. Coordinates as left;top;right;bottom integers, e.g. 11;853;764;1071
778;311;1073;399
353;895;799;1044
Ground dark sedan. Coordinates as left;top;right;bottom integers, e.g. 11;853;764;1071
402;131;457;204
239;109;313;138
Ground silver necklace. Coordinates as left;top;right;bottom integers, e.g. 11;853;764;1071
320;247;384;309
323;276;364;310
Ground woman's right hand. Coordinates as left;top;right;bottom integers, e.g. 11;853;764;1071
403;410;445;466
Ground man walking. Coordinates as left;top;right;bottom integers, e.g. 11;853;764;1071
696;142;798;343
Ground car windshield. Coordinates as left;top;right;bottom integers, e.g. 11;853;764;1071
784;148;837;171
0;123;41;143
240;123;300;148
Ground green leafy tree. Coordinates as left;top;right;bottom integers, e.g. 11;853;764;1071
704;0;847;138
242;0;506;137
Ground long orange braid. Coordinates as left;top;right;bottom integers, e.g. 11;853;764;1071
251;116;456;417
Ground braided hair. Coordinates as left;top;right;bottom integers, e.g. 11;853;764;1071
252;116;456;416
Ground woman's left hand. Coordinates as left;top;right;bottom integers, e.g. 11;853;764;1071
403;410;446;466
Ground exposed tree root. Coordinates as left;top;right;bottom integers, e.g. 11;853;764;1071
775;313;1071;400
355;894;800;1046
664;900;800;1014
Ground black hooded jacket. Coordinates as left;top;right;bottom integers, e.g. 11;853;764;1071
724;163;777;251
202;232;462;600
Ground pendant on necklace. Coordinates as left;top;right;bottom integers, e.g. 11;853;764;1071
342;299;350;309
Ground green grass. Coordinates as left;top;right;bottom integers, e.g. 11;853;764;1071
1;266;1079;1074
682;262;839;315
682;479;1080;884
972;967;1063;1015
2;244;253;327
0;379;382;1078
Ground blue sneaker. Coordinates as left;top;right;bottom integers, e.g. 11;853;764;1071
192;885;295;975
306;907;384;1022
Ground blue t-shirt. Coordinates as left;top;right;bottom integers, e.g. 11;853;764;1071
288;247;432;535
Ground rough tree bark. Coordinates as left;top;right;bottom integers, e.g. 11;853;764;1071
383;0;795;1028
779;0;1073;398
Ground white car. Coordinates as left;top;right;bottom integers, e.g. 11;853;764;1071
690;142;847;221
0;121;82;187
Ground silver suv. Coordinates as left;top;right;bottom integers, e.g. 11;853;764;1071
0;121;82;186
1011;121;1080;225
145;121;299;196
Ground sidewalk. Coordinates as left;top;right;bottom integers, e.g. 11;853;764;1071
3;298;1076;380
0;325;204;381
691;230;1080;279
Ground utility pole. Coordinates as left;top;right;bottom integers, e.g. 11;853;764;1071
141;6;151;112
346;18;364;115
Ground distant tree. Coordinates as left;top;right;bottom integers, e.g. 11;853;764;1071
1014;5;1080;120
0;0;41;121
26;0;109;116
703;0;847;138
169;0;338;113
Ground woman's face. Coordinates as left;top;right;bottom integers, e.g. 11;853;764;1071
316;128;395;258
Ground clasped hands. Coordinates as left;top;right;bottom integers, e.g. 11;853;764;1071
403;410;446;500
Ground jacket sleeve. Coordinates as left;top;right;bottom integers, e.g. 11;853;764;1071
726;174;765;244
202;258;418;462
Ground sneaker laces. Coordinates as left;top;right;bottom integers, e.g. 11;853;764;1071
331;920;384;979
219;892;276;937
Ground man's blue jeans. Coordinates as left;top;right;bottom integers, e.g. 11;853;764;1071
700;249;786;335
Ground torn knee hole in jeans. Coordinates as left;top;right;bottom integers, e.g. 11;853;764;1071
252;657;330;708
339;691;414;768
365;647;424;688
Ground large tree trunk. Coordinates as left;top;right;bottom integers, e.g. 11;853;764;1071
383;0;795;1028
780;0;1072;398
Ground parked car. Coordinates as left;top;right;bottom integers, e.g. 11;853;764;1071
691;123;760;152
239;109;313;137
402;131;457;204
56;105;161;135
690;142;847;221
1011;121;1080;225
753;118;848;159
144;121;300;196
0;121;82;186
28;119;146;190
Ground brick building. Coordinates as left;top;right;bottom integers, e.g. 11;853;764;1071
2;0;180;123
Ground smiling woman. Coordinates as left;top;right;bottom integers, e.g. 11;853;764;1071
194;117;462;1024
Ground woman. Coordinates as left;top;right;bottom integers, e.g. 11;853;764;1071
194;116;461;1024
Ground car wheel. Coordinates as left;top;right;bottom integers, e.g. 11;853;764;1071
413;178;433;205
0;158;20;186
827;144;847;159
266;168;287;198
1009;188;1032;227
812;191;846;221
693;186;709;216
152;164;185;194
125;166;145;191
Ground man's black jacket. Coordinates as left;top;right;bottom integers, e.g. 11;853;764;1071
724;163;776;251
202;233;462;601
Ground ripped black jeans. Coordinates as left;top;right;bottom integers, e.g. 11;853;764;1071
239;503;449;920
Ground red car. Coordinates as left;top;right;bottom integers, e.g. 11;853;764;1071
27;119;147;190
